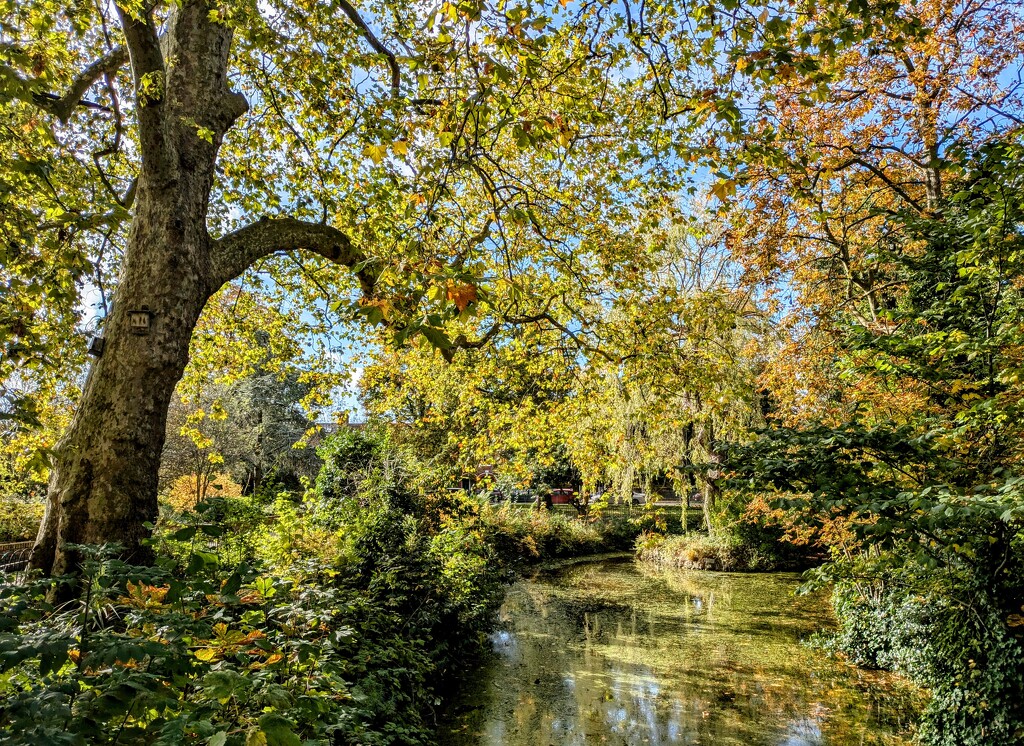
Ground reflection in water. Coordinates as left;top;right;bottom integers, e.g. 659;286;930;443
440;559;921;745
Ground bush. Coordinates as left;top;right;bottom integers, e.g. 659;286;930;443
162;472;243;513
636;531;750;571
0;497;43;542
0;493;506;745
703;490;815;571
825;562;1024;746
478;503;641;565
314;427;387;503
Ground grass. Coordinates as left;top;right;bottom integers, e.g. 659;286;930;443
635;531;752;571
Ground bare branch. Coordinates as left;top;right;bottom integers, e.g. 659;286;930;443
211;216;377;295
336;0;401;94
445;309;617;364
41;46;128;123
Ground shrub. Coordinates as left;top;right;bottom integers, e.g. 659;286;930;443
0;491;506;745
636;531;750;571
477;503;642;565
0;432;655;746
823;561;1024;746
314;427;387;502
0;497;43;542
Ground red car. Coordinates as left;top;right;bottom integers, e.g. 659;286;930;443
550;488;574;504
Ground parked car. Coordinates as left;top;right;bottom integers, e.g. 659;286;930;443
486;489;535;504
550;488;574;504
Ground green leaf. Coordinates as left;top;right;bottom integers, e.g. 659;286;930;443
168;526;198;542
258;714;301;746
420;326;451;349
203;670;250;703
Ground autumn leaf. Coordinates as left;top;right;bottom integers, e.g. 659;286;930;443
446;283;478;312
363;143;388;164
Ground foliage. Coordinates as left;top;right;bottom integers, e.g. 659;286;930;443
161;310;329;500
636;531;748;571
825;563;1024;746
634;519;808;572
724;142;1024;742
0;497;43;543
0;491;504;745
360;326;580;490
314;427;391;504
359;218;767;520
162;472;243;514
2;0;1023;741
0;419;664;745
477;503;640;563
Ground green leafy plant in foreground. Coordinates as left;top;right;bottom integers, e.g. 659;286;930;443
0;426;648;746
0;543;362;745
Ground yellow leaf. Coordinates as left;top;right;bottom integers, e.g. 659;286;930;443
363;143;388;164
246;730;268;746
711;179;736;202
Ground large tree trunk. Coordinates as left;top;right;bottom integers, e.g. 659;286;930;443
30;3;238;581
31;188;215;577
29;2;372;585
32;107;225;580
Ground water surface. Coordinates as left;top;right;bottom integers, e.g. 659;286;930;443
441;558;920;745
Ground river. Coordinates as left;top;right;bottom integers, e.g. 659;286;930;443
439;557;921;745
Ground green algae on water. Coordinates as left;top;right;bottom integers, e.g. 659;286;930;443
440;558;923;745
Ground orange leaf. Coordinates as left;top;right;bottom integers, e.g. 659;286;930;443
446;283;478;312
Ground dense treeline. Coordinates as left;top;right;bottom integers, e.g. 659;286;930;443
727;143;1024;745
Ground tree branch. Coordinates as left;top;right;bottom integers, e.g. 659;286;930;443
36;47;129;123
445;309;617;364
116;3;167;169
2;46;127;122
336;0;401;94
211;217;377;295
833;157;924;213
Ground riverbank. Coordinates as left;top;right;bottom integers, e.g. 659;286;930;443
0;494;650;746
635;529;816;572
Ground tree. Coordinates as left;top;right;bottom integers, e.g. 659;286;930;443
2;0;697;580
723;143;1024;742
723;0;1024;346
566;215;766;525
2;0;955;580
360;324;578;490
703;1;1024;737
161;289;334;496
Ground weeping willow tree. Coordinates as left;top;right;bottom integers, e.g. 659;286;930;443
565;214;767;530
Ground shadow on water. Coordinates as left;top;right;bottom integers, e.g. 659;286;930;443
439;558;922;745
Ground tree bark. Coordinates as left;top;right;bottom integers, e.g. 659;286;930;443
702;419;722;534
30;1;374;586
